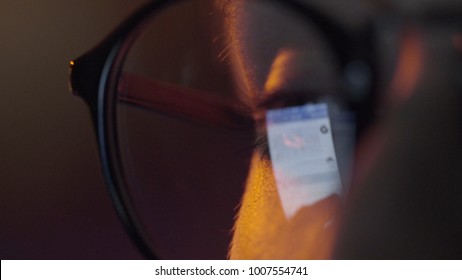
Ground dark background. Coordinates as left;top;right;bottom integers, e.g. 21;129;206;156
2;0;462;260
1;0;147;259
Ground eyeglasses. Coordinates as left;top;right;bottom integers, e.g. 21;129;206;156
69;0;462;259
68;0;380;260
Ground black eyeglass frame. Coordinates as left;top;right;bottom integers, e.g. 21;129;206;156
69;0;378;259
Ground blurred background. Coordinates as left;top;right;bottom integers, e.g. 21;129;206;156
0;0;147;259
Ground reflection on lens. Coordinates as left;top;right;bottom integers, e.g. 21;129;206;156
111;0;349;259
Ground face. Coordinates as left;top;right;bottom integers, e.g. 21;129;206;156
220;0;462;259
220;0;377;259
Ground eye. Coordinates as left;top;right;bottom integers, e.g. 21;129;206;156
257;89;324;111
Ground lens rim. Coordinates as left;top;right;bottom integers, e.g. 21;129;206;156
96;0;175;260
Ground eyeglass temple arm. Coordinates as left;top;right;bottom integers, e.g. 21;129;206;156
118;74;255;129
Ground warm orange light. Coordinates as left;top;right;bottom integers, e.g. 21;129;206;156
229;155;340;259
264;49;295;93
388;27;425;105
69;60;75;66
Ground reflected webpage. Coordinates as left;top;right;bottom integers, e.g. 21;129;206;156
267;103;342;218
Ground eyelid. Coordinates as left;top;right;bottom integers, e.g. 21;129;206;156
256;89;324;117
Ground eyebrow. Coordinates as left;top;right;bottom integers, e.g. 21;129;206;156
118;73;255;130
